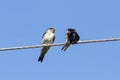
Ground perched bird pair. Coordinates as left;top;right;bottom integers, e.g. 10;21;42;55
38;28;80;62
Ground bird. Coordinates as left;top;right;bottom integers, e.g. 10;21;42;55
38;28;55;62
61;28;80;51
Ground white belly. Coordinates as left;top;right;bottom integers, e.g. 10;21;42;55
42;33;54;44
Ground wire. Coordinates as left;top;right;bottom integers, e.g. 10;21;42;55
0;38;120;51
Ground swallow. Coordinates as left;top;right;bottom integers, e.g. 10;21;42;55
61;28;80;51
38;28;55;62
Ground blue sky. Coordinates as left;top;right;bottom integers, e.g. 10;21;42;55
0;0;120;80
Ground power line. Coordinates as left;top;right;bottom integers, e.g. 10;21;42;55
0;38;120;51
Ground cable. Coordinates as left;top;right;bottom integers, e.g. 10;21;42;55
0;38;120;51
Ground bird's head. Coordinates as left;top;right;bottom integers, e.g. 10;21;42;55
66;28;76;34
47;28;55;33
67;28;76;32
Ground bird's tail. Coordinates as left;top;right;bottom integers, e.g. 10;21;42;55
38;55;44;62
38;46;50;62
61;42;70;51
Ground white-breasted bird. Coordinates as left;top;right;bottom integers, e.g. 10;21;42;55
38;28;55;62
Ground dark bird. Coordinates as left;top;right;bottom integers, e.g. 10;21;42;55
61;28;80;51
38;28;55;62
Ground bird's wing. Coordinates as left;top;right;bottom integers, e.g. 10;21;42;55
42;32;47;38
75;32;80;40
52;35;55;43
72;32;80;40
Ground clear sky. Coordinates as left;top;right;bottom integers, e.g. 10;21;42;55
0;0;120;80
